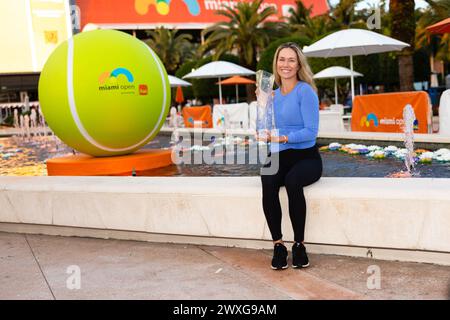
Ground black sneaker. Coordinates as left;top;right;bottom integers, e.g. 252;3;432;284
271;243;288;270
292;242;309;268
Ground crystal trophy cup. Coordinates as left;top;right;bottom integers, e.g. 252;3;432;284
256;70;276;141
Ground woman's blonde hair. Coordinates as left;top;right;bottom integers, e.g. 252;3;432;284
272;42;317;92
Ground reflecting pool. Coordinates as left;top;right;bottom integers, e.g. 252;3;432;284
1;134;450;178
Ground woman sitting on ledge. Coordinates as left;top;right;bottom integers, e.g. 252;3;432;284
258;42;322;270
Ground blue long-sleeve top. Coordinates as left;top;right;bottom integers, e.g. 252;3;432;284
271;81;319;152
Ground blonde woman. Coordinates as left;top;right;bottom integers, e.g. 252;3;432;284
259;42;322;270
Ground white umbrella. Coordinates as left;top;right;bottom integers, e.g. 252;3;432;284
182;61;255;104
314;66;363;104
303;29;409;101
168;75;192;88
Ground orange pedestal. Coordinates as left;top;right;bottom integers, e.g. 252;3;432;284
46;149;173;176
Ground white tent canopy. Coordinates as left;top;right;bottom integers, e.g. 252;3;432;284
314;66;363;104
168;75;192;88
303;29;409;101
183;61;255;104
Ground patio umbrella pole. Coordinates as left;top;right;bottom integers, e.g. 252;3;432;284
334;78;338;104
235;84;238;102
219;77;223;105
350;54;355;101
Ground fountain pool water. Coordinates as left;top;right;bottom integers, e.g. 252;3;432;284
0;134;72;176
1;132;450;177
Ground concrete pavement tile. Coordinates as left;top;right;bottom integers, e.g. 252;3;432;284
25;234;292;300
202;246;363;300
0;233;53;300
303;253;450;300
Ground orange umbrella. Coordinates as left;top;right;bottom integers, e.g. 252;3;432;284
216;76;256;102
175;85;184;104
426;17;450;34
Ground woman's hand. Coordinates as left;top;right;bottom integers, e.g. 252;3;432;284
270;135;288;144
255;129;271;142
255;132;288;144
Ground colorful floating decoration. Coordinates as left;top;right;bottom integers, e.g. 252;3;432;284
368;145;383;151
393;148;408;160
384;145;398;155
372;150;386;159
328;142;341;151
322;142;450;164
435;154;450;162
418;152;434;164
348;149;360;155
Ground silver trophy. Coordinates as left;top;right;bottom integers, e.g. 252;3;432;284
256;70;276;141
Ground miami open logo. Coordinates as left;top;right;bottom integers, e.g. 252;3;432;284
135;0;200;16
216;116;225;127
98;68;148;95
360;113;379;127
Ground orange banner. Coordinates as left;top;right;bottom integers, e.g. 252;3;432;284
351;92;431;134
77;0;329;29
182;105;213;128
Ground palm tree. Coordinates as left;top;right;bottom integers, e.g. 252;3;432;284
288;0;314;33
201;0;285;70
331;0;365;29
390;0;416;91
416;0;450;64
288;1;333;41
201;0;286;100
288;0;312;26
144;27;194;74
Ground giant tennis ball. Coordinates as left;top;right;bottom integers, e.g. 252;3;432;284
38;29;170;157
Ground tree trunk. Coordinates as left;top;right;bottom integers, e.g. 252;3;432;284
246;84;256;103
398;55;414;91
390;0;415;91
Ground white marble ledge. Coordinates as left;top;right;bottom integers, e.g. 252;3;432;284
1;176;450;200
0;176;260;196
1;176;450;256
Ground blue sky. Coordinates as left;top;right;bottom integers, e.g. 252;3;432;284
328;0;429;10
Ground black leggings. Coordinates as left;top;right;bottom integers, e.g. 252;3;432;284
260;146;322;243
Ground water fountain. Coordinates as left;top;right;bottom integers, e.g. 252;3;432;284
403;104;417;175
168;106;177;128
388;104;420;178
0;102;74;176
0;107;8;125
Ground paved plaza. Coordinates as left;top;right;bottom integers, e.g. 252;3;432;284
1;232;449;300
